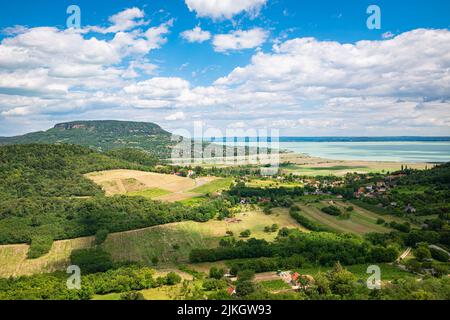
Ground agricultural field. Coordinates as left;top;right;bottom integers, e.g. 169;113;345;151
0;208;305;277
293;263;414;282
246;179;303;188
296;201;396;235
101;208;306;267
0;237;94;278
85;169;221;202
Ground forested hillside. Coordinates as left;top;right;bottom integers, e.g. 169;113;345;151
0;144;155;199
0;121;176;158
0;144;234;254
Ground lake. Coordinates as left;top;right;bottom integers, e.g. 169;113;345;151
217;137;450;163
278;141;450;163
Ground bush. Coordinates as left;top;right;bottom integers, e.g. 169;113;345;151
414;245;432;262
237;270;255;281
321;206;342;216
209;267;225;280
376;218;386;225
70;248;113;274
240;229;251;238
430;248;450;262
236;280;256;297
203;279;227;291
95;229;109;245
27;235;53;259
120;292;146;300
290;210;330;232
165;272;182;285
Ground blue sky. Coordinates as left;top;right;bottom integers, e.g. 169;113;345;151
0;0;449;136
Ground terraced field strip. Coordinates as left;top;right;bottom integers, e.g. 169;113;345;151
336;201;406;224
0;237;94;278
0;208;306;277
322;201;392;233
297;204;389;235
101;208;307;266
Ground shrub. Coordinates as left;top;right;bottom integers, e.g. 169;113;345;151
376;218;386;225
209;267;225;280
414;245;431;262
120;292;146;300
321;206;342;216
70;248;113;274
95;229;109;245
203;279;227;291
165;272;182;285
240;229;251;238
430;248;450;262
27;235;53;259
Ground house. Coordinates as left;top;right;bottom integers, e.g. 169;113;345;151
376;181;386;188
227;287;236;296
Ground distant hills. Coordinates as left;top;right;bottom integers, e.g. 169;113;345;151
0;120;176;158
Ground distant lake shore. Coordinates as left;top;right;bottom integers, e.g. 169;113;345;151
213;137;450;163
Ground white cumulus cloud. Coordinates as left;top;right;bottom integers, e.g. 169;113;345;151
181;26;211;43
184;0;267;19
213;28;268;52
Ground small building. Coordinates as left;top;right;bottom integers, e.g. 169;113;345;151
227;287;236;296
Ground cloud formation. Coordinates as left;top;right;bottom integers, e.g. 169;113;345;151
181;26;211;43
213;28;268;52
184;0;267;19
0;5;448;137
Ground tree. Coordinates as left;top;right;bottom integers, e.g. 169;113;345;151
95;229;109;245
430;248;450;262
70;248;113;274
151;256;159;266
236;280;256;297
237;270;255;282
240;229;251;238
327;262;356;297
414;245;432;262
209;267;225;280
165;272;182;285
120;292;146;300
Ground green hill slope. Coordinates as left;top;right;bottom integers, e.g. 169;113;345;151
0;144;155;199
0;120;176;158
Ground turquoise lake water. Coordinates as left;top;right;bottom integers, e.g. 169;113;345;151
278;141;450;163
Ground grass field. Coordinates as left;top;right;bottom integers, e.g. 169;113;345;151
247;179;303;188
189;178;234;194
0;208;305;278
259;279;291;291
294;263;414;282
296;201;392;235
127;188;172;199
86;169;219;202
0;237;94;278
101;208;307;267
